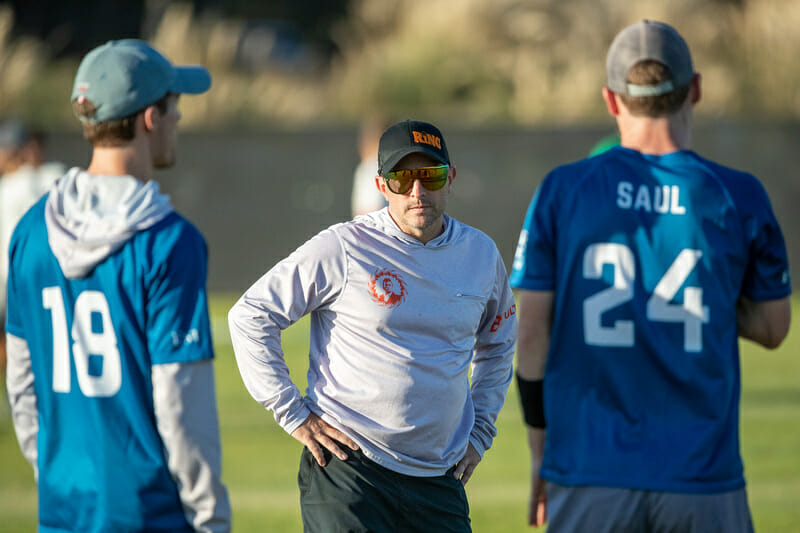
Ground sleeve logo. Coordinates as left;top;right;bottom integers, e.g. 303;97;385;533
491;304;516;332
368;268;407;307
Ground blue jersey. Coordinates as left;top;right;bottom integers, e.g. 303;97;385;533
510;146;791;493
5;196;214;532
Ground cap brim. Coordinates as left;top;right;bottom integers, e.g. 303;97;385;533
381;146;449;175
171;65;211;94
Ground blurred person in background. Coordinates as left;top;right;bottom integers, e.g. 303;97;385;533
5;40;230;532
0;119;64;397
230;120;517;532
588;131;620;157
350;114;389;217
512;20;791;532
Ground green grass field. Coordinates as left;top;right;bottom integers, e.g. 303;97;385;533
1;295;798;532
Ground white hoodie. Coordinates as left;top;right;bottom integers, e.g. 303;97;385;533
229;208;517;477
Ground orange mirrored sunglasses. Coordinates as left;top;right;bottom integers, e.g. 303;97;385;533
383;165;449;194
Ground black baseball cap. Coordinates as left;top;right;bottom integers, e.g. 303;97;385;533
378;120;450;175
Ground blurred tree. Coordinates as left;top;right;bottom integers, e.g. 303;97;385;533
8;0;143;56
179;0;348;59
8;0;347;60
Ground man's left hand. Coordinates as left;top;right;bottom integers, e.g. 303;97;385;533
453;442;481;486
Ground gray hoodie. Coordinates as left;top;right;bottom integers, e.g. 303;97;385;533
229;208;517;477
45;167;172;278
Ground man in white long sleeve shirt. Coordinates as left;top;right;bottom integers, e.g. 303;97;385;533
5;40;230;532
229;119;517;532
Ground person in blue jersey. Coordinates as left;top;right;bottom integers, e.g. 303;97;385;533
511;20;791;532
5;40;230;532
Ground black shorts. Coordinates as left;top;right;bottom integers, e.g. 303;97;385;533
298;447;471;533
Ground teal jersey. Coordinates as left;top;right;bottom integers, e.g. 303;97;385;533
6;196;213;532
510;146;791;493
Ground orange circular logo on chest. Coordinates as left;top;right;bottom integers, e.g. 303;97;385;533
368;268;407;307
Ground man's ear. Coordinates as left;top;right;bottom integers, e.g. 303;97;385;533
602;86;620;116
447;165;456;192
142;105;159;132
375;175;390;198
690;73;702;105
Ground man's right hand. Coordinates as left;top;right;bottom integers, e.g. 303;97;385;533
291;412;360;467
528;427;547;528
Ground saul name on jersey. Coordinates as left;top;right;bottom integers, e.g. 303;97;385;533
616;181;686;215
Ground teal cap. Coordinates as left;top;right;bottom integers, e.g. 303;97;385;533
72;39;211;123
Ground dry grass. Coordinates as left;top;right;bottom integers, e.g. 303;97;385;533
1;0;799;127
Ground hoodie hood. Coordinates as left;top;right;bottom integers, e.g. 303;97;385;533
45;167;174;278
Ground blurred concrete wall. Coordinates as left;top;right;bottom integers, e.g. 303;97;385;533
48;123;800;292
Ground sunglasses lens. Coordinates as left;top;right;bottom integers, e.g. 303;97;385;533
385;166;448;194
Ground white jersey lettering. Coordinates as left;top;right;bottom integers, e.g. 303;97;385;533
617;181;686;215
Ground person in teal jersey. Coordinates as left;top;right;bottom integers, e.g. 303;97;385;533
511;20;791;532
5;40;230;532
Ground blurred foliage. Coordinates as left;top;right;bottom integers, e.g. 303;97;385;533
1;0;800;129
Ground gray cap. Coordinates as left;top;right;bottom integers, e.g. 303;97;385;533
606;20;694;97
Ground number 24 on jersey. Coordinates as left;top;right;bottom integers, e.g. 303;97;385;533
583;243;710;352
